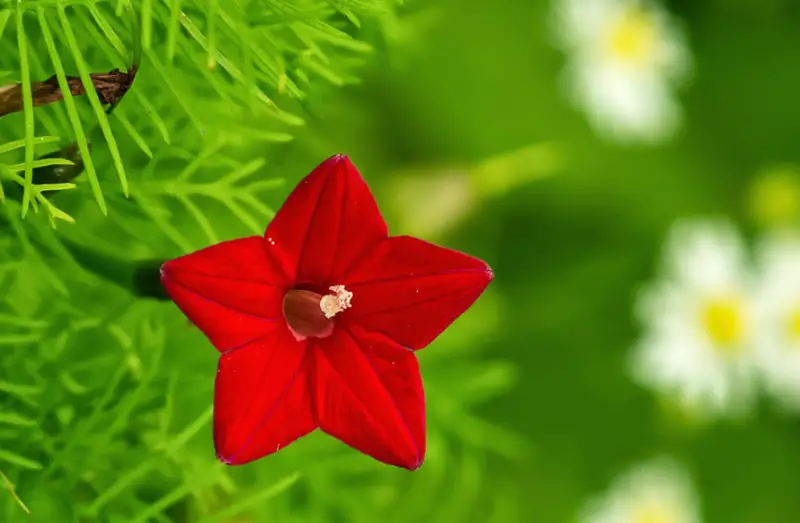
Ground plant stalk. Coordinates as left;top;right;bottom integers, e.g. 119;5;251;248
4;144;169;301
59;237;170;301
0;67;138;118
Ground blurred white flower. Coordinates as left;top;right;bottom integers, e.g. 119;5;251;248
580;457;701;523
629;220;758;419
753;233;800;413
552;0;691;143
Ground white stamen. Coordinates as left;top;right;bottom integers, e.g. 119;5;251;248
320;285;353;318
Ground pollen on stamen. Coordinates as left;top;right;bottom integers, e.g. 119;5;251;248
320;285;353;319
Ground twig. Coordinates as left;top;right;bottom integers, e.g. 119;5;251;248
0;66;138;118
0;468;31;515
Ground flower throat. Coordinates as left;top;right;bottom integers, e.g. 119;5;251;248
282;285;352;341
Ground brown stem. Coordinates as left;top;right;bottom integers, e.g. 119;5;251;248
0;66;138;118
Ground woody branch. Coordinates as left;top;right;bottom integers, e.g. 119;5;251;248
0;66;137;118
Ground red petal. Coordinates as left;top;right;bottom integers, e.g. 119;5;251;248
161;236;289;352
313;326;425;470
264;155;388;285
343;236;493;350
214;326;316;465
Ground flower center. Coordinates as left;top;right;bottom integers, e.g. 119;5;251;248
701;297;744;351
282;285;352;341
320;285;353;318
786;307;800;342
605;9;657;64
632;505;676;523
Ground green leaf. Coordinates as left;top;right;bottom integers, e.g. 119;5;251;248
131;190;194;252
0;136;60;156
177;10;304;126
196;473;302;523
0;10;11;40
0;381;42;400
115;112;153;158
145;50;203;133
5;158;74;172
206;0;219;69
0;333;41;345
0;449;42;470
85;3;127;60
0;468;31;515
0;412;36;427
165;0;183;63
86;406;213;515
57;2;129;197
36;7;108;215
58;372;88;395
177;194;218;244
14;5;35;218
0;313;47;328
73;7;169;144
141;0;153;50
129;463;227;523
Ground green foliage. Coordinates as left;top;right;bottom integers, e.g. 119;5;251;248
0;0;520;521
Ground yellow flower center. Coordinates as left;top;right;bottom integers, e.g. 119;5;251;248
786;308;800;341
606;9;657;64
632;502;678;523
701;298;744;350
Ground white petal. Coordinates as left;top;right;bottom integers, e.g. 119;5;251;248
552;0;692;143
753;232;800;412
630;219;758;418
568;59;680;142
580;457;701;523
663;219;749;292
553;0;623;49
648;1;693;81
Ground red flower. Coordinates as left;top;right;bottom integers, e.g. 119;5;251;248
160;155;493;470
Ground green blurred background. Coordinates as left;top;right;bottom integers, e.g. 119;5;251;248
3;0;800;521
318;0;800;521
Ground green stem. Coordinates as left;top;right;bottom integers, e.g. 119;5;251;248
3;144;170;300
59;237;169;300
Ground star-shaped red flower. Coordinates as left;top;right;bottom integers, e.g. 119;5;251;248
160;155;493;470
